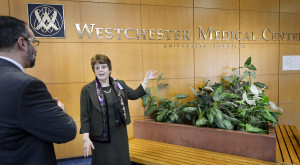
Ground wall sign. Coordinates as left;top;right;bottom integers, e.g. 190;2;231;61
28;3;65;38
74;24;300;42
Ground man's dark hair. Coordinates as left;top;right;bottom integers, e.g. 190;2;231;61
0;16;30;50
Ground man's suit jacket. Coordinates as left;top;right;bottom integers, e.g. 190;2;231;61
80;80;146;136
0;59;77;165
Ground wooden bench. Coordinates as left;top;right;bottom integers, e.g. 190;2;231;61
276;124;300;164
129;138;276;165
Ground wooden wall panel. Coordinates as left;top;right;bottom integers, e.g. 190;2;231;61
142;44;194;79
9;0;81;43
240;11;279;44
280;0;300;13
54;122;83;159
280;13;300;44
194;0;239;10
82;43;143;82
25;43;84;83
141;0;193;7
79;2;141;42
240;0;279;12
79;0;140;4
194;8;239;43
278;103;300;132
47;83;84;122
0;0;9;15
279;74;300;104
240;44;279;75
279;44;300;75
195;45;239;77
141;5;193;43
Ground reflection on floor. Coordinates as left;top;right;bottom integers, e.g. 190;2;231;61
57;156;144;165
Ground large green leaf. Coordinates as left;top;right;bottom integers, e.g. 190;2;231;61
246;124;267;134
244;57;252;67
156;73;165;84
243;85;249;91
235;100;246;105
189;86;197;96
214;117;225;129
142;94;151;107
241;70;250;80
195;117;208;127
172;94;188;100
214;109;224;121
157;83;169;89
185;114;192;120
156;109;168;122
238;109;247;117
182;107;197;113
248;64;257;71
220;101;238;107
144;104;157;116
254;82;269;89
221;93;240;100
174;102;188;111
260;96;269;104
144;96;158;115
170;112;178;122
223;114;241;123
250;71;256;78
212;87;223;101
207;109;214;124
263;109;277;123
223;120;234;130
232;74;238;84
222;76;233;84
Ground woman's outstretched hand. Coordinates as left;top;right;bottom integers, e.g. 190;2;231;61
142;70;158;89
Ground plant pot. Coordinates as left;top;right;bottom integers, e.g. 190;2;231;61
134;119;276;162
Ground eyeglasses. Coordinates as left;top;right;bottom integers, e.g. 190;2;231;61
24;38;40;47
94;65;108;70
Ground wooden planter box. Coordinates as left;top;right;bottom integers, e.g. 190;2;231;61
135;119;276;162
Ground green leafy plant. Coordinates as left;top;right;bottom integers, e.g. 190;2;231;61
142;57;282;134
142;73;188;123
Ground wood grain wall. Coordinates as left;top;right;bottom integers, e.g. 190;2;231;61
1;0;299;159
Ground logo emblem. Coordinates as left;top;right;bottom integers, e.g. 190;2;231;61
28;4;65;38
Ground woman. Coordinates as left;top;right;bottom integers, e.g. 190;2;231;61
80;54;157;165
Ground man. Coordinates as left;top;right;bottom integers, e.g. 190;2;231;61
0;16;77;165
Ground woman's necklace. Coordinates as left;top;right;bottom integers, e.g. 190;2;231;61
103;87;111;93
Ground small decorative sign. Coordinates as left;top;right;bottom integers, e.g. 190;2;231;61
283;55;300;71
27;3;65;38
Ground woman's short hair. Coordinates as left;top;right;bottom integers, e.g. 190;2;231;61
91;54;112;72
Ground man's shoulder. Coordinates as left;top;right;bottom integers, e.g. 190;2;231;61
12;71;40;82
2;69;44;87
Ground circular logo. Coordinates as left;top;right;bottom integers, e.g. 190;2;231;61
29;5;64;37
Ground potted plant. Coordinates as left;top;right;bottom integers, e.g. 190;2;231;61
135;57;282;162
